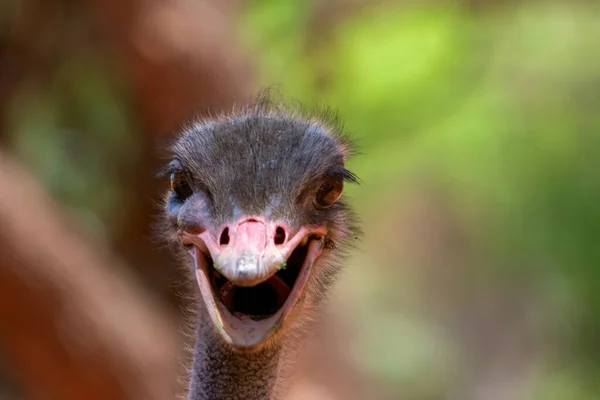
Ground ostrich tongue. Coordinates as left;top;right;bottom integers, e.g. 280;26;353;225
219;274;291;320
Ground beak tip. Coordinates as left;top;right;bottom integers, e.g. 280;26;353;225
214;253;283;287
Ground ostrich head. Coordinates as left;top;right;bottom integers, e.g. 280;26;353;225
160;99;358;352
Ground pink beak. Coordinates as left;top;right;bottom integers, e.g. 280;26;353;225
181;216;323;287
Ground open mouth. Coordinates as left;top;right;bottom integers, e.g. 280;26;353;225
206;237;312;321
186;226;325;350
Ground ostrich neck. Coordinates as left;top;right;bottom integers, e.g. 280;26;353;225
188;315;285;400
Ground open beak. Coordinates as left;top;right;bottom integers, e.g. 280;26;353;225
180;217;326;350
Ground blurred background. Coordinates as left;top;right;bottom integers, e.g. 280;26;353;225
1;0;599;399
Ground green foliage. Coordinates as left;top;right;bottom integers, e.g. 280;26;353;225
242;1;600;397
7;55;136;237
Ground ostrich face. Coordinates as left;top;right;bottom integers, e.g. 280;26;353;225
162;110;357;351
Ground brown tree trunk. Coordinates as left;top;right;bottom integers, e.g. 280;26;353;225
0;152;179;400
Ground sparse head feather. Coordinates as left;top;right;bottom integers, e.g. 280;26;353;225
160;96;359;255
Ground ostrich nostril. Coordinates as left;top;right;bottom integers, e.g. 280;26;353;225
274;226;286;245
220;227;230;246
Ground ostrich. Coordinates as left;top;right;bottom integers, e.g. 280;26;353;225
160;97;359;399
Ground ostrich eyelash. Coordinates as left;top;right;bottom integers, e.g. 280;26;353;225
156;160;185;178
339;167;359;184
327;165;359;185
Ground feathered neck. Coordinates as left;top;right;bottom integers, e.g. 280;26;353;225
187;313;285;400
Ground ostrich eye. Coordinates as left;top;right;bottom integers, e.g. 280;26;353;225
315;177;343;209
170;172;193;200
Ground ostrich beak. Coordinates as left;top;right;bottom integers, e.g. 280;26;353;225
180;216;326;350
215;218;306;286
